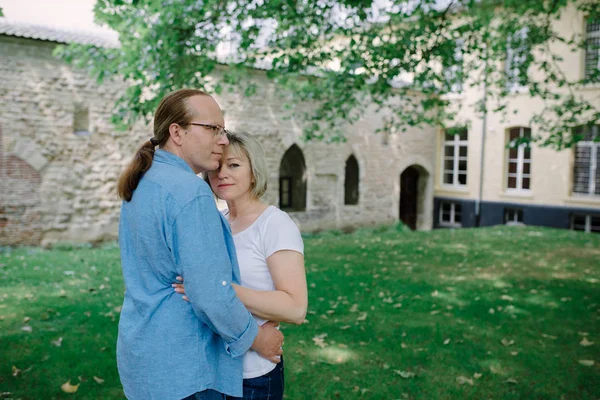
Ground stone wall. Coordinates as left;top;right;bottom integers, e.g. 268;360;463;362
0;34;437;246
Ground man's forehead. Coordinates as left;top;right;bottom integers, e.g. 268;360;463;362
187;95;223;122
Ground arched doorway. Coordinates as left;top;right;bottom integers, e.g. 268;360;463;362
400;166;420;230
279;144;306;211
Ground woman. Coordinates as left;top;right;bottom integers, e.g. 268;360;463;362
174;131;308;400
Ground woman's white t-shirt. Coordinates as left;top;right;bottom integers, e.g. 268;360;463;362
226;205;304;379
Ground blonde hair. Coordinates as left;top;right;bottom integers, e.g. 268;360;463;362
206;131;268;198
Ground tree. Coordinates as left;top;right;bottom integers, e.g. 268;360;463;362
57;0;600;149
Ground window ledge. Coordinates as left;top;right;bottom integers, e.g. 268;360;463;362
578;82;600;92
439;223;462;228
436;185;470;195
499;191;534;200
565;195;600;206
441;92;464;101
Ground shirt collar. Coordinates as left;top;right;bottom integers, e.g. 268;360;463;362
153;149;194;174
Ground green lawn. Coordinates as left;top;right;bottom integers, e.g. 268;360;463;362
1;225;599;399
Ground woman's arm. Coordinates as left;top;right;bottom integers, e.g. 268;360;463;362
232;250;307;325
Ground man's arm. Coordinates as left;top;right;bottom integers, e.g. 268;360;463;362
172;195;259;357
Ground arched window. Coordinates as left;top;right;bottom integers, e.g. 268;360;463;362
279;145;306;211
344;155;359;205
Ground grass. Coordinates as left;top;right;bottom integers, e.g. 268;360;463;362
0;225;599;399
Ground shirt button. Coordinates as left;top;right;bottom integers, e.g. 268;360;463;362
221;281;227;286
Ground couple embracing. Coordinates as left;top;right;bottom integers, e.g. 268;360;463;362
116;89;308;400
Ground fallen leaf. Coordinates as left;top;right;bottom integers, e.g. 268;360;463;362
23;317;31;323
456;376;473;385
394;370;416;379
510;351;519;356
51;337;63;347
580;337;594;347
501;338;514;347
21;326;32;333
505;378;518;384
93;376;105;384
312;333;327;348
357;312;367;321
578;360;595;367
541;333;557;340
63;271;75;276
443;338;451;345
61;381;80;393
473;373;482;379
12;366;20;377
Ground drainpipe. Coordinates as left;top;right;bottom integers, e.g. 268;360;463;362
475;47;488;227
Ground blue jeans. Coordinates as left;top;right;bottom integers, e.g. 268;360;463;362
228;357;285;400
183;389;227;400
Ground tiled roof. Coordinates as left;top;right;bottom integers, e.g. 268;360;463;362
0;18;119;48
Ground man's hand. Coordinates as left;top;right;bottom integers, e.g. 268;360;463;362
251;321;283;363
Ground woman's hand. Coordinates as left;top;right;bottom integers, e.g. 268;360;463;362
172;276;189;301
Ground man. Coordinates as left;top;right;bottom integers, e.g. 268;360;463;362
116;89;283;400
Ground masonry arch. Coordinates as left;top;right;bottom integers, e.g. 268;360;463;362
344;154;359;205
399;164;431;230
279;144;307;211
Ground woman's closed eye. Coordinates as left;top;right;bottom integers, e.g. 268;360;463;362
228;163;240;168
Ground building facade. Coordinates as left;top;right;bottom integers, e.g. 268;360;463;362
1;5;599;247
0;19;436;246
433;4;600;233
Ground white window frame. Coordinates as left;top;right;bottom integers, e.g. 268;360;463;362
584;18;600;81
505;27;529;92
439;201;462;228
441;129;468;188
444;39;465;93
504;208;523;225
506;127;532;193
571;214;600;233
573;125;599;196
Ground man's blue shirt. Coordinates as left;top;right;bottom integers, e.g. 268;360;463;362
117;149;258;400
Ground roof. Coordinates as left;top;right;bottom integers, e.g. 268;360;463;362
0;18;119;48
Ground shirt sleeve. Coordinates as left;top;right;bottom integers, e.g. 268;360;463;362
172;194;258;358
262;210;304;259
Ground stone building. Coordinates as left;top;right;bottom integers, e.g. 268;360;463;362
0;19;436;246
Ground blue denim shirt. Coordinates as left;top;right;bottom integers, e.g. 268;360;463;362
117;149;258;400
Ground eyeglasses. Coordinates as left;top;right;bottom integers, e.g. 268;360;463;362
189;122;228;137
